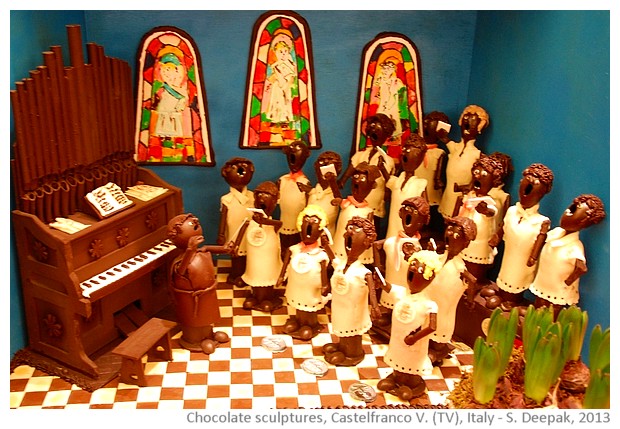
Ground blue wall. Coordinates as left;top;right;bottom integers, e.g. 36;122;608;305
468;11;610;352
9;10;610;362
79;9;477;235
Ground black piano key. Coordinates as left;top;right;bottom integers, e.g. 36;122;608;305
79;240;178;299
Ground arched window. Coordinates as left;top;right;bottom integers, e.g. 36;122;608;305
134;26;214;165
240;11;321;150
352;32;423;162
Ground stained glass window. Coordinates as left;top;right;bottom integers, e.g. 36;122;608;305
134;26;214;165
240;11;321;149
352;33;423;161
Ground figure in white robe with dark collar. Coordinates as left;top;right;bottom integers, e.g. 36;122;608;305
494;163;554;305
529;194;605;308
496;202;550;294
218;157;255;284
438;105;489;219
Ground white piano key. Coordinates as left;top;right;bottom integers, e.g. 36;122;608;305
80;239;177;298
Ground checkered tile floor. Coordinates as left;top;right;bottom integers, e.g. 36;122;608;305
10;258;473;410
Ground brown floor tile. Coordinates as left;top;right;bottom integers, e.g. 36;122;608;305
231;371;253;384
231;398;253;409
160;387;185;400
186;373;208;385
19;391;47;407
206;385;230;398
253;384;274;397
184;399;207;409
276;397;299;409
274;371;296;383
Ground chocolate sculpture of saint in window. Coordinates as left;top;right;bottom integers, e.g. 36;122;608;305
239;11;321;149
135;26;214;165
352;32;424;163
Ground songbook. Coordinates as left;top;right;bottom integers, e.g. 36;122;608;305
125;184;168;201
49;217;90;234
85;182;134;219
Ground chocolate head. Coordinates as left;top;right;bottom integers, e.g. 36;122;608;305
297;205;328;245
221;157;255;190
253;181;279;216
443;216;477;258
343;215;376;259
470;154;504;196
560;194;605;233
351;162;380;202
423;111;450;142
365;114;396;147
167;213;203;249
488;152;513;186
459;105;489;141
283;140;310;173
314;151;343;184
399;196;431;235
406;250;443;293
401;134;428;173
519;163;554;209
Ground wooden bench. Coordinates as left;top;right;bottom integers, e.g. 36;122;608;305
112;317;177;386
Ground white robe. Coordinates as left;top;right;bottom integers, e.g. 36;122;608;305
496;203;549;293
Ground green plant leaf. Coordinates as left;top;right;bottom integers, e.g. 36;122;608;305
523;305;555;365
524;327;565;404
583;369;610;409
589;325;610;373
473;337;501;404
557;306;588;361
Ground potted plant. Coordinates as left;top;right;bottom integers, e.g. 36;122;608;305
582;324;610;408
472;307;519;404
449;304;610;409
522;305;570;405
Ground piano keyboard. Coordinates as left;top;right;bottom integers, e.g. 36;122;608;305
80;240;177;298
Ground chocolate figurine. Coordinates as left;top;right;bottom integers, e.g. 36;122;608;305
530;194;605;310
438;105;489;219
373;196;430;327
453;154;504;286
298;150;343;237
236;181;284;312
277;205;333;340
376;250;442;400
417;111;450;237
167;213;233;353
339;113;396;233
487;151;513;230
218;157;255;286
384;134;429;239
425;216;477;364
494;163;554;307
277;141;311;255
332;162;379;264
323;216;380;366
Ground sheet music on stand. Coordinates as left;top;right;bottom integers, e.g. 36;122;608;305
125;184;168;201
85;182;134;219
